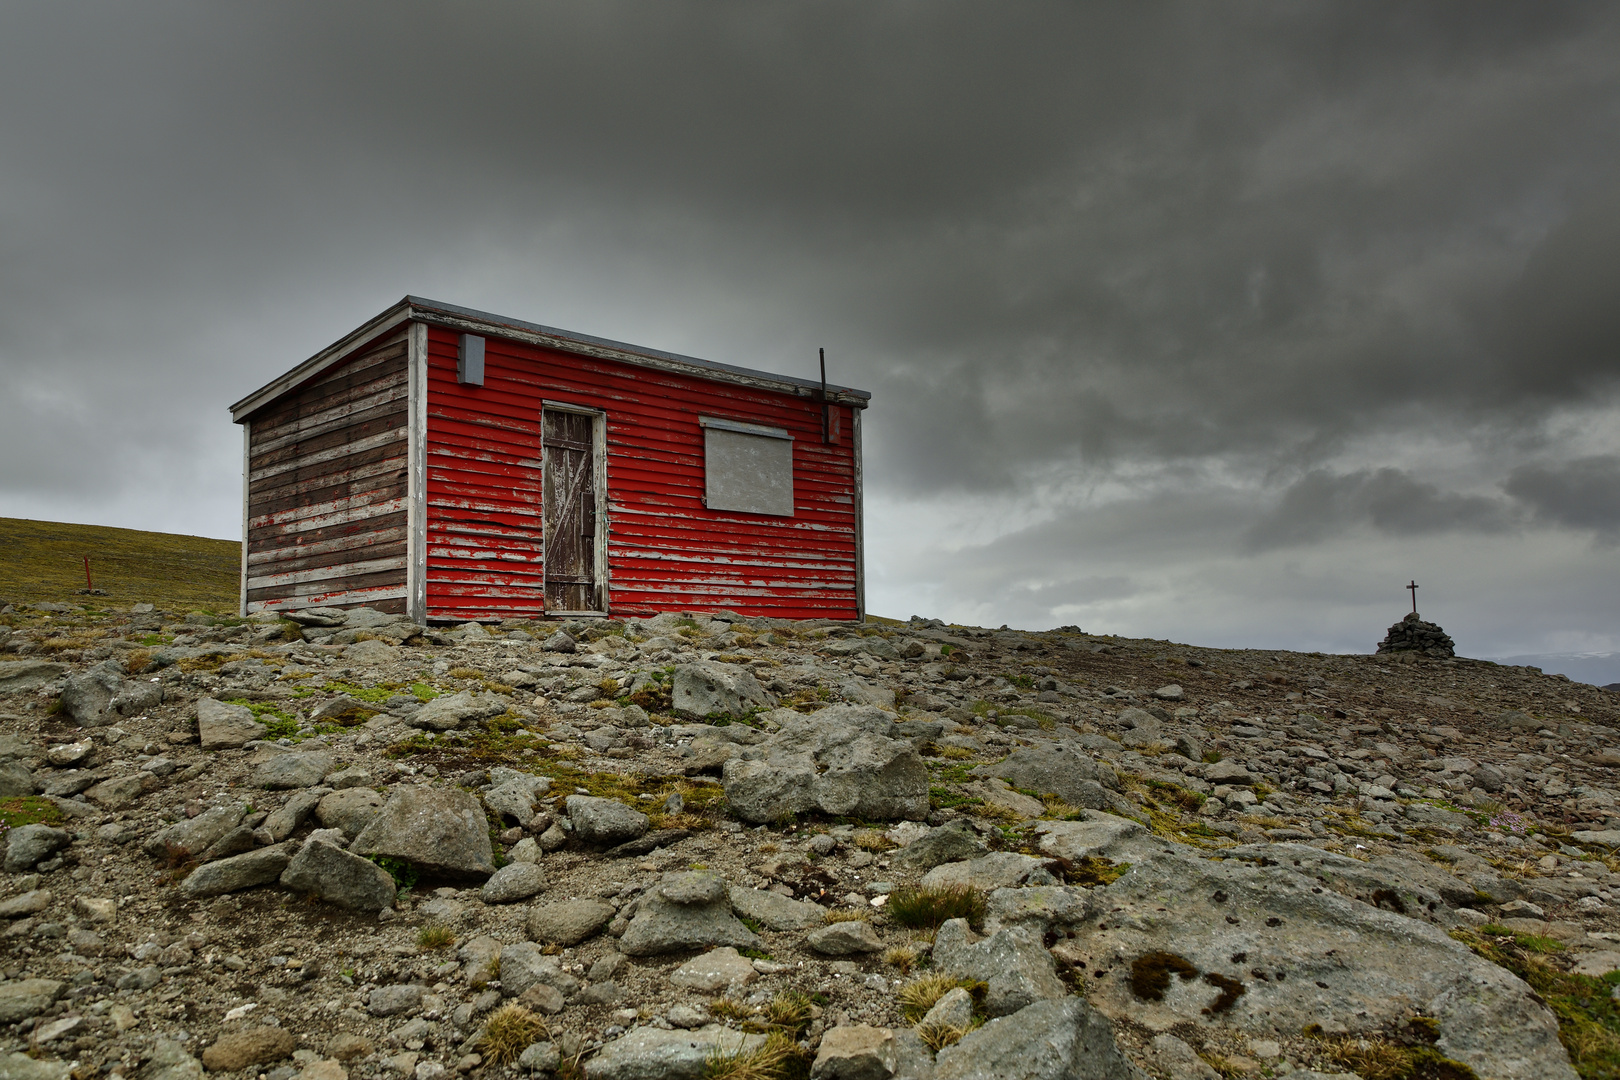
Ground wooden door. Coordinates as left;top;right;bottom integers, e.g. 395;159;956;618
542;410;599;612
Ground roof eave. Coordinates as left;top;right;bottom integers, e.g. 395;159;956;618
229;296;872;424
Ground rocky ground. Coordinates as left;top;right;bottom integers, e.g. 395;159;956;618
2;600;1620;1080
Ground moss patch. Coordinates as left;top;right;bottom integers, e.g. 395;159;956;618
1453;926;1620;1077
0;796;65;832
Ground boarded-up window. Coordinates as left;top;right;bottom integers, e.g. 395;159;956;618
702;417;794;517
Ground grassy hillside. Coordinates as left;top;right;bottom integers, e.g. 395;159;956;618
0;517;240;613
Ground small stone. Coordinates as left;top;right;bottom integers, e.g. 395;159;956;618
0;979;64;1023
527;899;616;946
811;1024;895;1080
369;984;427;1017
807;920;883;955
566;796;650;847
1501;899;1546;920
518;1043;560;1072
198;698;267;750
1151;684;1184;701
328;1035;374;1062
918;987;974;1031
480;862;547;904
517;983;565;1015
4;825;71;873
73;896;117;922
0;890;51;919
669;947;759;992
202;1027;299;1071
254;749;335;789
666;1005;710;1030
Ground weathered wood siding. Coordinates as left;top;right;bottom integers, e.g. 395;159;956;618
423;326;859;621
243;332;410;614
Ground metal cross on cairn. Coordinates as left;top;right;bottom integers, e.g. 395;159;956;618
1406;580;1419;614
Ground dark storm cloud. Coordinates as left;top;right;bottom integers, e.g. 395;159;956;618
1505;456;1620;539
1;2;1618;653
1246;468;1518;550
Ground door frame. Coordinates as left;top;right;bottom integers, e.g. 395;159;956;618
540;400;609;616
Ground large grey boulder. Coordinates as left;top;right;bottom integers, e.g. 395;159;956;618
973;743;1118;808
4;825;70;873
57;660;125;725
316;788;387;839
672;661;774;719
1073;850;1575;1080
253;749;334;789
406;690;510;731
180;845;295;897
566;795;649;847
933;998;1140;1080
582;1025;766;1080
280;838;397;912
0;661;69;694
144;803;246;859
932;921;1068;1017
721;706;929;824
197;698;266;750
619;871;762;956
350;786;496;878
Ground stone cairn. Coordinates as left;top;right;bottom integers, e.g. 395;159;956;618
1376;611;1455;657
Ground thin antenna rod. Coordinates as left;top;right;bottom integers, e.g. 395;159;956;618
819;348;828;443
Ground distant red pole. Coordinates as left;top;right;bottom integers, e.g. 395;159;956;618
83;555;94;592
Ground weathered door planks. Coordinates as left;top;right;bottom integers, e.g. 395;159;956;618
542;409;599;612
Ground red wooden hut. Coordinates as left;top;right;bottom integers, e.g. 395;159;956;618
228;297;870;623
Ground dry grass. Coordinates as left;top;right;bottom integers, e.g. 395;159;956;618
703;1031;803;1080
935;745;974;760
887;884;987;932
417;923;456;950
852;829;894;852
823;909;870;924
897;973;984;1023
0;516;239;611
916;1020;973;1052
447;667;485;680
709;997;751;1022
480;1004;546;1066
883;945;917;973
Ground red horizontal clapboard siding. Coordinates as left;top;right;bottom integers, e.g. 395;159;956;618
422;324;858;622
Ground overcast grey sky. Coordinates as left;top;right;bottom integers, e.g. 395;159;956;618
2;3;1617;674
